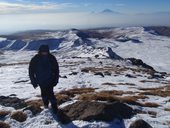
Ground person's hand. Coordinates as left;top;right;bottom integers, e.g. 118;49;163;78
33;84;38;89
53;80;58;87
31;81;38;89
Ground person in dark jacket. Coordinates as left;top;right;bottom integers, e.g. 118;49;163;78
29;45;59;113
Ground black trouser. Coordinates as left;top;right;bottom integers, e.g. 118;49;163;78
40;86;57;108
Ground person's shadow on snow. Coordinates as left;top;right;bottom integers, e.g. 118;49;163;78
50;109;126;128
50;109;79;128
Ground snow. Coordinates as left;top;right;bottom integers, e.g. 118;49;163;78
0;37;6;42
0;27;170;128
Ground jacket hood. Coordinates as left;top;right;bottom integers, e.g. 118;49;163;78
38;45;50;53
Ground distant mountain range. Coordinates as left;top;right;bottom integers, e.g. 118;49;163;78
145;26;170;37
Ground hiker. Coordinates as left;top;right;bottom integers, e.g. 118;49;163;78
29;45;59;113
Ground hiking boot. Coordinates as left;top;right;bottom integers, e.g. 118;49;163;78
44;104;49;109
52;106;58;114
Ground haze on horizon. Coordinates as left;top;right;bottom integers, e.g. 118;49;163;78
0;0;170;34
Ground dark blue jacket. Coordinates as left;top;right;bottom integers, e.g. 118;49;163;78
29;54;59;88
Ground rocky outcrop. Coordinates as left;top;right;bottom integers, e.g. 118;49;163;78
129;119;153;128
127;58;154;71
107;47;123;60
58;101;135;124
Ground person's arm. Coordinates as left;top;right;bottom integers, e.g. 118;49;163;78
29;56;38;88
51;55;59;86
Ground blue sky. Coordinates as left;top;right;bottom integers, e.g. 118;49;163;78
1;0;170;14
0;0;170;34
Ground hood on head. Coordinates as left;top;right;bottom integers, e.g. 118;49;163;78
38;45;50;54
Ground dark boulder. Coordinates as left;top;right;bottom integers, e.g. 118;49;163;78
0;96;27;109
94;72;105;77
58;101;135;124
129;119;153;128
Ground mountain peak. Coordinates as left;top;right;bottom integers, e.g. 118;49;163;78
101;9;121;14
102;9;114;13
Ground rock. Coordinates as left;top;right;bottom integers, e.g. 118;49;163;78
94;72;105;77
129;119;153;128
9;94;17;97
14;80;29;84
59;75;67;78
0;96;27;109
69;72;78;75
11;111;27;122
24;105;42;116
95;55;99;58
0;110;11;119
125;74;137;78
127;58;155;71
59;101;135;124
104;71;112;76
106;47;123;60
99;61;103;65
0;121;10;128
81;68;89;73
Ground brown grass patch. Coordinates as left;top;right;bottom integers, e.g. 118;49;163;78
102;82;136;86
81;66;155;76
139;86;170;97
56;94;71;105
0;121;10;128
26;99;43;108
164;108;170;111
141;102;160;107
136;110;157;118
59;88;95;97
78;91;150;107
11;111;27;122
140;80;161;83
78;92;119;102
0;110;11;118
117;83;136;86
102;83;116;86
25;99;43;115
1;62;29;67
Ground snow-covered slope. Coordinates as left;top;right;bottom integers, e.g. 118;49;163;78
1;27;170;72
0;27;170;128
